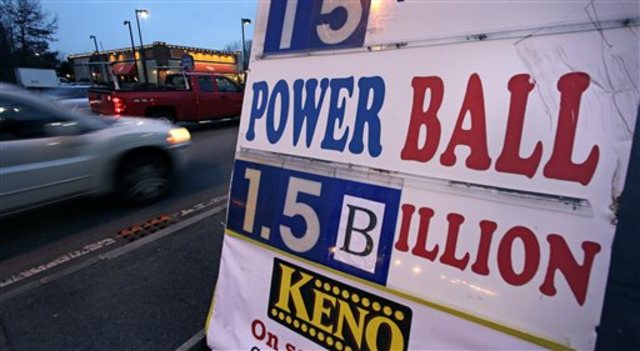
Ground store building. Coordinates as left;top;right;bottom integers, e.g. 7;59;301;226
68;41;241;86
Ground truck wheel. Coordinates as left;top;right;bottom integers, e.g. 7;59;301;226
119;154;171;205
150;110;175;124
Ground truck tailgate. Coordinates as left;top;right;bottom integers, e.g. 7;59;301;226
88;89;114;115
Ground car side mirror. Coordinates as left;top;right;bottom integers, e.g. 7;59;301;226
45;121;82;137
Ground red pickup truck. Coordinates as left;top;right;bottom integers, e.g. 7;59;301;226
88;72;243;122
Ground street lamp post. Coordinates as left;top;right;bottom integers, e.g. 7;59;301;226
135;9;149;83
123;20;140;82
89;35;99;53
241;18;251;71
89;35;102;83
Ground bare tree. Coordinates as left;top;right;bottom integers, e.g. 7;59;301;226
0;17;16;81
223;40;252;52
1;0;58;67
223;39;252;70
222;41;240;52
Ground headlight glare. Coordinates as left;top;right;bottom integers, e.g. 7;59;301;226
167;128;191;144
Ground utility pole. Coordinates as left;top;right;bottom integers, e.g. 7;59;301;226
89;35;99;53
124;20;140;82
241;18;251;71
135;9;149;83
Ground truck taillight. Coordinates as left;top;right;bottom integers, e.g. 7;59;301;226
112;97;126;114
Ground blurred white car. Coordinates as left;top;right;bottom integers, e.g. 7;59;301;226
0;83;191;216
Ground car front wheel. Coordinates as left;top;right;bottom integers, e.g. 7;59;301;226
119;154;171;205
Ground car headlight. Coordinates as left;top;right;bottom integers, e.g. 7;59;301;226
166;128;191;145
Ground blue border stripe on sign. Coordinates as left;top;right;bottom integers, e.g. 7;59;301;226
227;159;401;286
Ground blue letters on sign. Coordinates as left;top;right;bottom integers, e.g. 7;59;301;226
245;76;385;157
227;159;401;285
264;0;371;54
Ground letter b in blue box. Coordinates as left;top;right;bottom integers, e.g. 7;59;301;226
264;0;371;54
333;195;387;274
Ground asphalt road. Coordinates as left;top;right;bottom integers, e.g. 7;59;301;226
0;121;240;350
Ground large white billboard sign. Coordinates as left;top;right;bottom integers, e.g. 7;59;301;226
207;1;639;350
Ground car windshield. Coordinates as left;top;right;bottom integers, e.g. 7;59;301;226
26;91;115;128
42;87;89;99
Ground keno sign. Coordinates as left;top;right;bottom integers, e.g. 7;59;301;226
207;1;640;350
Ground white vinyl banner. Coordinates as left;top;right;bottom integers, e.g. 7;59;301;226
207;1;639;350
208;233;540;350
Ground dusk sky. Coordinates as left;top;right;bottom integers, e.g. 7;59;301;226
41;0;258;57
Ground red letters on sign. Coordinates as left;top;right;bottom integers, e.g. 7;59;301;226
543;73;599;186
495;74;542;178
497;226;540;286
439;213;471;271
400;77;443;163
470;220;497;276
395;205;601;306
440;73;492;171
411;207;440;261
539;234;602;305
401;72;600;185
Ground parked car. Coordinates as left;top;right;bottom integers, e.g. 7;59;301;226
88;72;243;122
0;83;191;216
42;85;92;114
